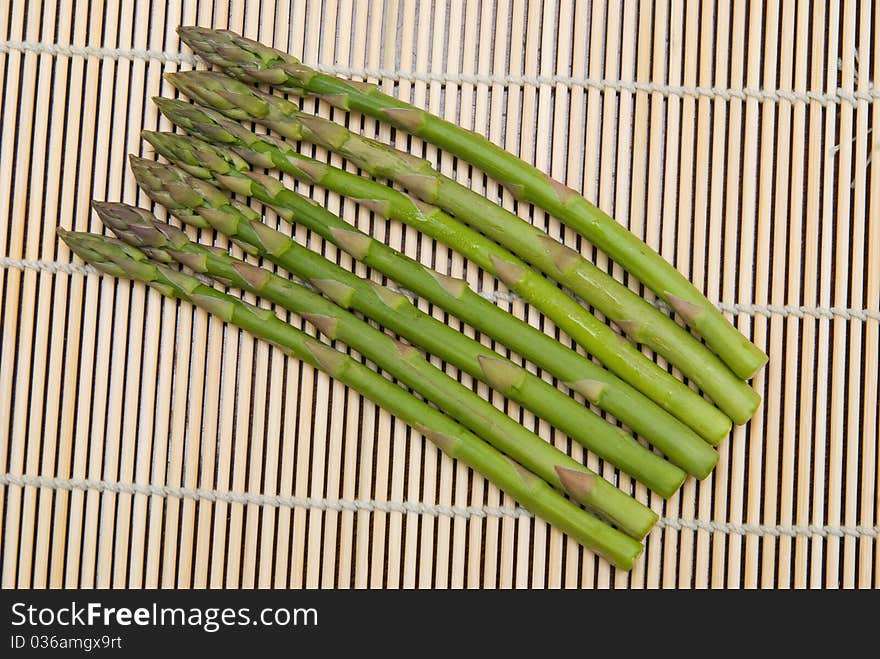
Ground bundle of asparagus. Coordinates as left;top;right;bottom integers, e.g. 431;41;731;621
177;26;767;382
59;27;767;570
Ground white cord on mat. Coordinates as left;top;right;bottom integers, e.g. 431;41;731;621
0;258;98;277
2;39;878;108
1;473;877;540
2;258;879;322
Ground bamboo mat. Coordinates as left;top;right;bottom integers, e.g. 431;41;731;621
0;0;878;589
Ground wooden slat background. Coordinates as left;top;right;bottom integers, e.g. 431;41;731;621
1;0;878;589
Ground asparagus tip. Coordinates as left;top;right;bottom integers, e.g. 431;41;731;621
91;200;151;235
89;199;114;217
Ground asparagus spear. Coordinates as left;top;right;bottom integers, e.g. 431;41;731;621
143;120;733;443
176;27;769;381
160;76;761;427
131;142;722;474
96;201;664;534
57;227;645;569
140;107;731;456
129;159;699;493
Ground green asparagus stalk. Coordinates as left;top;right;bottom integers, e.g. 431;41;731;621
129;159;698;493
143;119;733;444
142;107;731;457
132;141;720;477
178;27;768;381
96;201;662;535
161;76;761;427
58;227;645;569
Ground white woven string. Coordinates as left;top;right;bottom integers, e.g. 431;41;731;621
3;258;879;322
2;39;878;107
0;257;98;276
2;473;876;540
477;288;880;322
0;39;197;64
